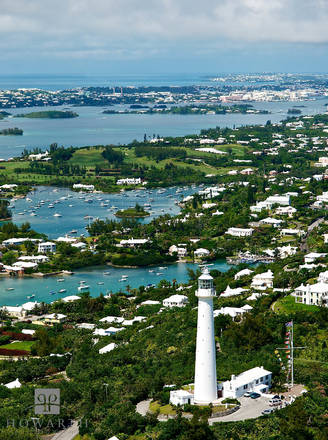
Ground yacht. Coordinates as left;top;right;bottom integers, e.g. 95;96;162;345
6;287;14;291
57;278;65;282
58;289;67;293
78;284;90;291
97;282;104;285
103;271;110;275
53;213;62;217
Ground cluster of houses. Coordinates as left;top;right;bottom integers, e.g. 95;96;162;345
0;235;87;275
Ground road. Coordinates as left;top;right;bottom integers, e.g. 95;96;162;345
300;217;324;252
209;396;271;424
136;399;152;416
51;421;79;440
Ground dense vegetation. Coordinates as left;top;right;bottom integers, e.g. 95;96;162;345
15;110;79;119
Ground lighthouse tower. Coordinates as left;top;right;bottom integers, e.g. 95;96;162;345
194;268;217;404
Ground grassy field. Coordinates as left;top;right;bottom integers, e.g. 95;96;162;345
68;147;106;167
0;341;34;351
274;295;320;314
149;401;177;415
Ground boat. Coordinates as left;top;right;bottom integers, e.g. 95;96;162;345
30;212;37;216
6;287;14;291
159;266;167;270
53;213;62;217
103;271;110;275
148;269;154;273
156;272;163;276
118;278;127;282
59;289;66;293
78;284;90;291
70;230;77;234
49;291;56;295
97;282;104;285
57;278;65;282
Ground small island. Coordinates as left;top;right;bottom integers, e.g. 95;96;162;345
15;110;79;119
103;104;270;115
0;127;23;136
115;203;150;218
287;108;302;115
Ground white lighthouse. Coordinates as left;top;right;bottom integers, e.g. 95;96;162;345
194;268;217;404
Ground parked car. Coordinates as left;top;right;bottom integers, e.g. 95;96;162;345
243;391;252;397
269;398;282;406
250;392;261;399
261;408;274;415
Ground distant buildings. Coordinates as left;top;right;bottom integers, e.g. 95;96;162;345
73;184;95;191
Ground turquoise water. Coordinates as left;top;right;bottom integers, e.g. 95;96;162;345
11;185;201;238
0;184;237;306
0;261;232;307
0;99;326;160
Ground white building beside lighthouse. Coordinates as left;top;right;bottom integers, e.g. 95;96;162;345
194;269;218;404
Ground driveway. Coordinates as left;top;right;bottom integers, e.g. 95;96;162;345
51;421;79;440
209;396;271;424
136;399;152;416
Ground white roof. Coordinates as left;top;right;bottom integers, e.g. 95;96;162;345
99;316;124;323
227;366;272;387
99;343;117;354
61;295;80;303
4;378;22;389
194;248;210;254
21;301;40;311
45;313;66;319
163;294;188;303
140;300;161;306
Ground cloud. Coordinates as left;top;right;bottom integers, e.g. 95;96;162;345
0;0;328;61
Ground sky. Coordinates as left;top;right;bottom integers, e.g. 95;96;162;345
1;0;328;75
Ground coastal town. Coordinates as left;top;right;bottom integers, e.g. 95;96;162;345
0;109;328;439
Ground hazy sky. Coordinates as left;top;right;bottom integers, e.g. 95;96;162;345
1;0;328;74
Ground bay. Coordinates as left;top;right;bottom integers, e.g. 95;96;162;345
0;260;232;307
0;98;326;160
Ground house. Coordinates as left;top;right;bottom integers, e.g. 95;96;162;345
119;238;149;247
2;237;40;247
240;168;254;175
18;255;49;264
251;270;274;290
234;268;254;280
61;295;80;303
139;300;161;306
214;306;250;320
275;206;297;217
318;270;328;283
44;313;67;324
219;366;272;398
99;316;124;324
194;248;210;258
13;261;38;270
93;327;124;336
38;241;56;254
170;389;194;406
1;301;40;318
72;184;95;191
304;252;327;264
323;234;328;244
76;323;96;330
292;281;328;306
99;343;117;354
226;227;254;237
4;378;22;389
280;228;305;237
169;245;187;258
259;217;283;227
266;195;290;206
116;178;142;185
163;295;189;308
314;157;328;167
221;286;248;297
